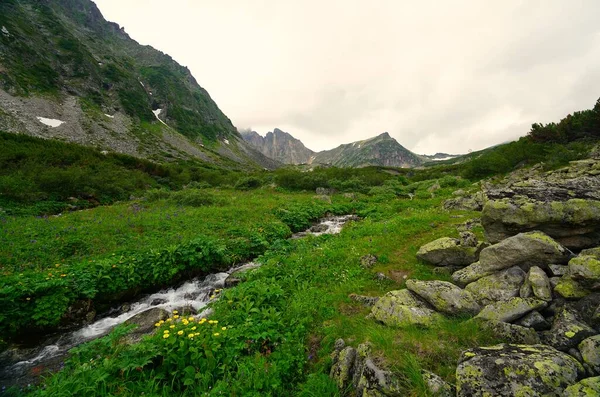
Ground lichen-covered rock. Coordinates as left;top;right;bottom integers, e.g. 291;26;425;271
515;310;551;331
459;231;479;247
370;302;443;328
443;191;485;211
579;335;600;374
555;276;592;299
355;358;403;397
349;293;379;307
405;279;480;316
416;237;480;266
452;261;497;287
421;370;455;397
568;255;600;287
330;346;357;391
482;197;600;250
563;377;600;396
360;254;378;269
475;297;547;323
372;289;430;310
580;246;600;259
549;264;569;277
477;231;571;272
465;266;526;305
477;319;541;344
541;308;596;351
456;344;585;396
528;266;553;301
568;293;600;329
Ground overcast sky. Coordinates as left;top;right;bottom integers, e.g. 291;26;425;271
94;1;600;154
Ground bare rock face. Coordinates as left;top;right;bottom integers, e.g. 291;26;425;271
240;128;315;165
416;237;481;267
481;160;600;250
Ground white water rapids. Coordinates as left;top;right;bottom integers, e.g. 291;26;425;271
0;214;357;388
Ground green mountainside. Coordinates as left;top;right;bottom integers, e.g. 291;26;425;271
0;0;276;168
310;132;425;167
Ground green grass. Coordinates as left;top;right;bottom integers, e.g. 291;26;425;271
13;187;501;396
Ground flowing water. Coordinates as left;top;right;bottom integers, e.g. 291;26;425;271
0;214;357;390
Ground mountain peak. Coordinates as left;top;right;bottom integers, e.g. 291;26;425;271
378;132;391;138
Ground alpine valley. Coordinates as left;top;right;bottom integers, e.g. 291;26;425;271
1;1;600;397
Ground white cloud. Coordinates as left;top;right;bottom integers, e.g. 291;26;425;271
94;0;600;154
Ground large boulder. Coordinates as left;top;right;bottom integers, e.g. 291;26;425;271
475;297;547;323
421;370;456;397
405;279;480;316
564;377;600;397
416;237;480;266
465;266;525;305
456;344;585;396
453;232;571;286
443;191;485;211
579;335;600;374
515;310;551;331
482;198;600;250
541;308;596;351
369;290;442;328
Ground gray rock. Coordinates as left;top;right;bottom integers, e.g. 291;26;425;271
360;254;378;269
515;311;551;331
579;335;600;374
349;293;379;307
124;307;169;342
477;231;571;272
443;191;484;211
475;297;547;323
563;376;600;396
456;344;585;396
330;346;357;391
568;293;600;329
580;246;600;259
568;255;600;287
528;266;553;301
421;370;455;397
451;262;497;287
477;319;541;344
541;308;596;351
406;279;481;316
459;231;478;247
520;277;533;298
549;264;569;277
356;358;403;396
416;237;479;266
554;276;592;299
369;289;442;328
549;276;562;289
465;266;526;305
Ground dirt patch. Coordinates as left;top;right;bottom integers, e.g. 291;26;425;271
388;269;411;283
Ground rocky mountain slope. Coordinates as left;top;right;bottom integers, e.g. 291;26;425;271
242;130;425;168
240;128;314;164
310;132;424;168
0;0;277;169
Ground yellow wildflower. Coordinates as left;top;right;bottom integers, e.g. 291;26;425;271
213;333;219;337
154;322;161;327
221;326;227;331
163;329;169;333
177;330;184;335
163;334;169;339
188;334;194;339
173;315;179;319
170;325;175;329
188;316;194;321
173;310;178;314
191;326;197;331
166;318;172;322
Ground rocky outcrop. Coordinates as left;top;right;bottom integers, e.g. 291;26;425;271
330;341;403;396
475;297;547;323
564;377;600;396
240;128;315;164
443;190;485;211
456;344;585;396
482;160;600;250
579;335;600;374
465;266;525;305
